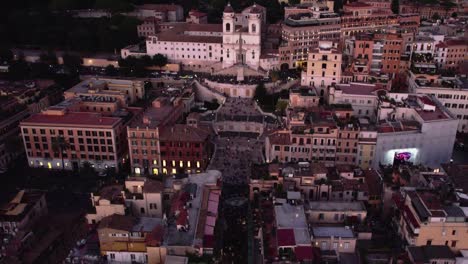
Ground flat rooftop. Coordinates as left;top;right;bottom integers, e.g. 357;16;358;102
311;226;355;238
274;200;308;229
163;170;221;247
305;201;366;212
21;112;121;128
336;82;384;96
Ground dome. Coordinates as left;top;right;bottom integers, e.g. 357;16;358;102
224;3;234;13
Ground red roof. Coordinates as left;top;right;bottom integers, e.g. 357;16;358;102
295;246;318;261
418;96;435;106
277;229;296;247
203;234;215;248
404;206;420;228
176;209;189;226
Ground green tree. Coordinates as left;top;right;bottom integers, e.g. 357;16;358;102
81;161;97;179
0;48;13;63
40;51;58;65
141;55;153;67
152;54;168;67
288;0;300;5
275;100;288;115
144;80;152;100
432;12;441;21
51;135;70;171
105;65;118;76
94;0;134;13
391;0;399;14
451;12;458;18
269;70;280;82
254;82;267;103
8;59;29;80
62;53;82;72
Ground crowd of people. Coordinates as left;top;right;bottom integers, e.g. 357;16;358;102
208;137;265;185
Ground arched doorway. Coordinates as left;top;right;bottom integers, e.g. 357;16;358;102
280;63;289;71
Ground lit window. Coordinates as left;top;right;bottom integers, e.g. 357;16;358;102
187;161;191;168
171;168;177;174
162;160;166;167
153;168;159;175
47;162;52;169
135;168;141;174
196;161;200;168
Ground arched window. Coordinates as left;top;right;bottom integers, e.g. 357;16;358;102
251;24;256;33
225;23;231;32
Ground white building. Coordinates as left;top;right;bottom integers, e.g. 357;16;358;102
373;94;458;169
328;82;383;120
301;41;342;96
144;24;224;70
409;73;468;132
122;3;278;72
222;3;264;70
411;32;445;55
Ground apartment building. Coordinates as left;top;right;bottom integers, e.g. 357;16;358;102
137;17;159;38
310;226;356;254
279;5;341;68
86;185;126;224
158;124;213;175
186;10;208;24
328;82;383;120
349;32;405;77
393;190;468;252
128;96;185;176
437;39;468;71
124;178;163;218
65;77;145;106
407;246;456;264
127;94;211;175
341;2;399;39
305;201;367;224
357;129;377;169
409;71;468;132
373;93;458;169
20;98;143;172
97;214;164;263
132;4;184;22
289;86;320;108
301;41;342;96
86;178;164;225
399;2;457;19
0;190;48;259
274;200;312;253
335;119;360;165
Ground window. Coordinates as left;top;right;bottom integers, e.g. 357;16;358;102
344;242;350;249
318;213;324;220
321;241;327;250
426;240;432;246
451;241;457;247
225;23;231;32
110;253;115;260
150;203;157;210
130;254;136;260
452;230;456;235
